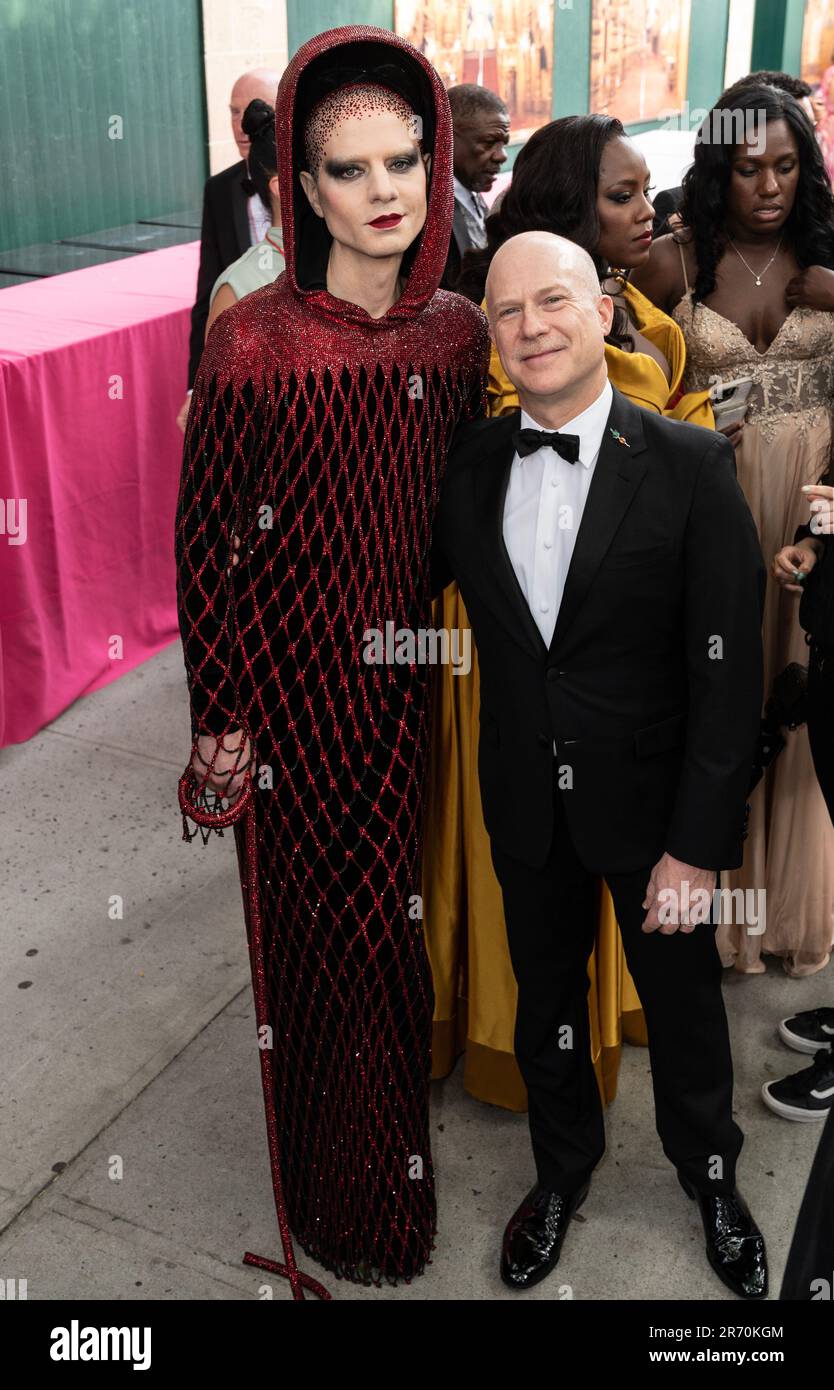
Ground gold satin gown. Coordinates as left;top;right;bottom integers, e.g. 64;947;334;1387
424;282;714;1109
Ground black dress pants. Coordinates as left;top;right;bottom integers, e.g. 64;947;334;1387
489;765;744;1197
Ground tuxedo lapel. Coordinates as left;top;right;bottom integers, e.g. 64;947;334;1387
548;389;649;651
473;412;549;661
470;389;650;661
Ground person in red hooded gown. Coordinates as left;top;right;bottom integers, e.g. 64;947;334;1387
175;26;488;1297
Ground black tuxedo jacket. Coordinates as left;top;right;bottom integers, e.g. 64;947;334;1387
431;387;766;874
187;160;251;388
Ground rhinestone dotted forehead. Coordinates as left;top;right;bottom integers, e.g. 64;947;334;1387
303;81;422;174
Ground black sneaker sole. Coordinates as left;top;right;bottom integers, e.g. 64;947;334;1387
761;1081;831;1121
778;1018;834;1054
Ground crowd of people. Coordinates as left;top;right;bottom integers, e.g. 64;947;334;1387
174;25;834;1300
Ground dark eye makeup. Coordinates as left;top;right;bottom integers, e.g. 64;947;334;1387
323;150;421;180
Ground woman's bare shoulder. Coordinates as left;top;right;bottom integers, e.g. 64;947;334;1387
632;232;690;311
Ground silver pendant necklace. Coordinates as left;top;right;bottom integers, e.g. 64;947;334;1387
727;234;783;286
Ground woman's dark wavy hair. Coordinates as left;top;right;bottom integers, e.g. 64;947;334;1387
242;98;278;211
679;83;834;304
455;114;632;348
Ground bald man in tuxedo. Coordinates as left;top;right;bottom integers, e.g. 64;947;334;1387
431;232;768;1299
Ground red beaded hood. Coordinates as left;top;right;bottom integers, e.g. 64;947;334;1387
273;25;455;327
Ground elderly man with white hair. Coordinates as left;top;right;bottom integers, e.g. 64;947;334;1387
431;231;769;1298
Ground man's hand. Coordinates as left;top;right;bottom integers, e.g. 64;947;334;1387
191;730;252;803
642;853;716;934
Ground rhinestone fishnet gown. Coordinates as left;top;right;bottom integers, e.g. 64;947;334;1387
175;26;489;1295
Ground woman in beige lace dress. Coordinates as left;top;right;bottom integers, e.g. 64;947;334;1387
635;83;834;975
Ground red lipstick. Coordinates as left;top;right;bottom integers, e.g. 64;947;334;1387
369;213;404;229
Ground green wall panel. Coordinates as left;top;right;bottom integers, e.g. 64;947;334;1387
751;0;807;75
751;0;787;71
552;0;592;119
686;0;731;114
287;0;394;57
781;0;806;73
0;0;206;253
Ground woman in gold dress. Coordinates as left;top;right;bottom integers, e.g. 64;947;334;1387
634;83;834;977
424;115;719;1110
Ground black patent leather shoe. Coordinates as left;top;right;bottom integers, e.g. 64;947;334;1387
500;1180;590;1290
678;1172;768;1298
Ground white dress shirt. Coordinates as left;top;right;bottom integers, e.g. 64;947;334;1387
502;378;613;650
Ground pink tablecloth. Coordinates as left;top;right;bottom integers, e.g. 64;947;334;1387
0;243;199;746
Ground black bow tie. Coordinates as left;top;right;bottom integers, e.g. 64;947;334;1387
512;428;581;464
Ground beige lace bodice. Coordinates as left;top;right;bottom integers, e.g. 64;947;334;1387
672;288;834;446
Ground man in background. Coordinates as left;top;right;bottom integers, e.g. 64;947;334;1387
176;67;280;431
441;83;509;289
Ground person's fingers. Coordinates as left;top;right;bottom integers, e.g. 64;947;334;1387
641;873;656;912
194;732;252;800
688;896;708;927
719;421;744;450
772;561;797;581
774;548;800;574
642;874;661;931
226;533;242;575
772;547;813;589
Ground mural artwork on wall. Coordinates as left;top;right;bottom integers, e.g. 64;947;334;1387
801;0;834;86
395;0;554;143
590;0;691;125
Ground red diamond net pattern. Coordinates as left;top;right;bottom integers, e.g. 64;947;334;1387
176;358;482;1293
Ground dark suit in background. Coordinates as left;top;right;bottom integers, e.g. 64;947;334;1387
187;160;251;388
432;387;766;1197
441;187;489;289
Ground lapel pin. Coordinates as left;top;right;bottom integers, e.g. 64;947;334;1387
609;427;630;447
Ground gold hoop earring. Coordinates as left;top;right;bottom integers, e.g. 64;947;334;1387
603;268;629;294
